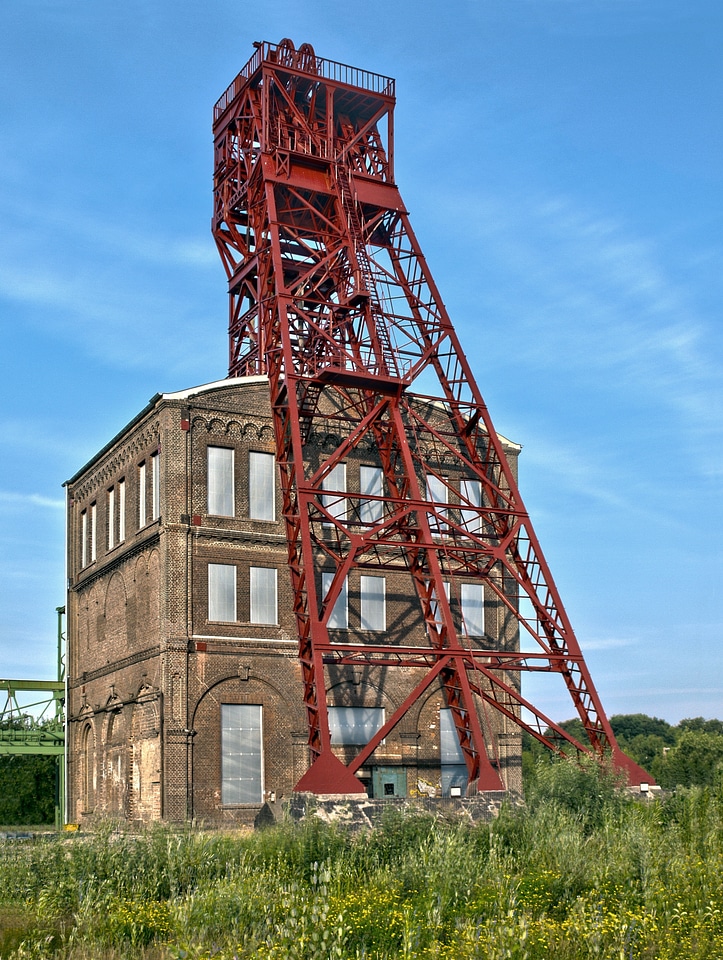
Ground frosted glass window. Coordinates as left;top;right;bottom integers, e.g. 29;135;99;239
250;567;277;625
321;571;348;629
107;488;115;550
151;451;160;521
118;479;126;543
360;465;383;525
329;706;384;745
440;708;468;797
208;447;235;516
461;582;485;637
249;452;275;521
138;462;146;528
428;580;450;630
360;575;386;631
81;510;88;568
208;563;237;622
90;503;97;562
221;704;263;804
460;478;482;534
426;474;448;534
321;462;346;526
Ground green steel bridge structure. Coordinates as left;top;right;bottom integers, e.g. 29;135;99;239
0;607;66;827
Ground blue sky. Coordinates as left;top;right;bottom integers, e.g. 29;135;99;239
1;0;721;725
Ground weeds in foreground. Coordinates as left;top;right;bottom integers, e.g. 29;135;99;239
2;765;723;959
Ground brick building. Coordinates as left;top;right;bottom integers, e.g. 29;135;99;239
65;376;522;824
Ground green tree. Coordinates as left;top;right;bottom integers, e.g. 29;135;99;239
609;713;676;745
0;754;56;825
652;728;723;789
678;716;723;735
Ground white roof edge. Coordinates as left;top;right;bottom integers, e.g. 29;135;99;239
160;375;269;401
497;432;522;452
158;376;521;449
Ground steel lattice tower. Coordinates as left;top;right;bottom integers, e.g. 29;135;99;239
212;39;650;793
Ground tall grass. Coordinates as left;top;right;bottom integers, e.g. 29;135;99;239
2;763;723;959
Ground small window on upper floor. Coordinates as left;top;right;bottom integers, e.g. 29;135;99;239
426;474;448;535
138;461;147;529
81;509;88;568
90;503;97;563
321;462;346;527
208;446;235;517
460;478;482;534
107;487;115;551
360;465;384;525
360;575;386;631
118;479;126;543
321;571;348;629
460;582;485;637
208;563;237;622
151;450;160;521
249;451;275;521
250;566;278;625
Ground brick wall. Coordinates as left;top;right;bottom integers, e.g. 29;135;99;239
65;377;522;824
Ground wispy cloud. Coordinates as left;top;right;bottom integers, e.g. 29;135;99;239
0;490;64;509
449;189;723;480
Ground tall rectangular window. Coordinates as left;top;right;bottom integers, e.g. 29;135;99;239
221;704;263;804
428;580;450;634
118;479;126;543
460;478;482;534
107;487;115;550
360;465;383;525
440;708;468;797
250;567;277;625
151;451;160;521
460;582;485;637
208;563;237;622
426;474;448;535
208;446;235;516
138;462;146;528
90;503;97;563
81;510;88;568
360;575;386;631
329;706;384;746
249;452;275;521
321;571;348;629
321;462;346;527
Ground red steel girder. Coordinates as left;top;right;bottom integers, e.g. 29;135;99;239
212;39;652;793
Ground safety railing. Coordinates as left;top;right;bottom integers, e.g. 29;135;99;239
214;41;395;121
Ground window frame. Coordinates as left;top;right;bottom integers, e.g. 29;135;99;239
208;562;237;623
249;451;275;521
328;706;385;746
425;473;449;535
360;575;386;632
221;703;264;805
118;478;126;543
359;465;384;525
460;478;482;534
321;571;348;629
249;566;278;625
151;450;160;521
207;445;235;517
321;462;347;527
90;502;97;563
107;487;115;550
460;582;485;637
138;461;147;529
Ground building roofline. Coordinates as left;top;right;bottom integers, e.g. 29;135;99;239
63;374;519;485
64;377;267;486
